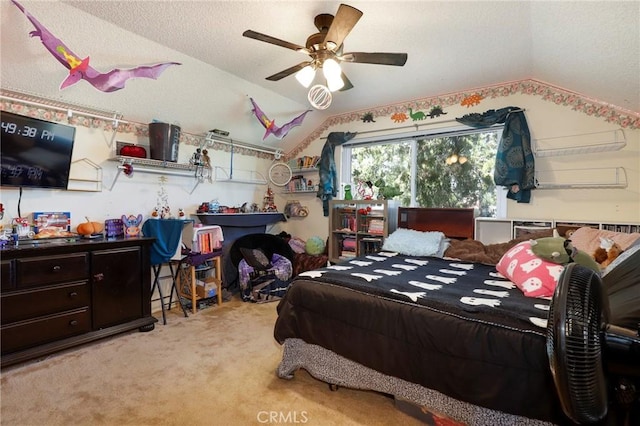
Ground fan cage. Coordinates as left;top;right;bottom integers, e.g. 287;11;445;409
547;264;608;424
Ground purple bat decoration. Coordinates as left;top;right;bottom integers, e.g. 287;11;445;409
250;97;311;140
11;0;180;92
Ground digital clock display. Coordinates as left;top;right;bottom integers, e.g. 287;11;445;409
1;111;76;189
1;120;55;141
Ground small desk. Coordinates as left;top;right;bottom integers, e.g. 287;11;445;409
176;251;223;313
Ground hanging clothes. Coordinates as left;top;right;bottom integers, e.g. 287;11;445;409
456;107;535;203
317;132;357;216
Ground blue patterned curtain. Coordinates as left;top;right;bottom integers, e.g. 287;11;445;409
456;107;535;203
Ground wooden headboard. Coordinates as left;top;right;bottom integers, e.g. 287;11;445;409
397;207;475;240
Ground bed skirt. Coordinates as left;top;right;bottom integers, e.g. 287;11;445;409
277;338;557;426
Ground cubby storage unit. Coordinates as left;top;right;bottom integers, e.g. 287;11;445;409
474;217;640;245
328;199;399;263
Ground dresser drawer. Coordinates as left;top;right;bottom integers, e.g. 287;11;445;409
1;308;91;354
16;253;89;288
1;282;90;324
1;260;13;290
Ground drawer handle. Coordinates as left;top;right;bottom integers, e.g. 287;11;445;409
69;320;78;327
93;273;104;281
52;265;61;272
69;292;78;298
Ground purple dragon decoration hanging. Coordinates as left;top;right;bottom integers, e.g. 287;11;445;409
11;0;180;92
249;97;311;140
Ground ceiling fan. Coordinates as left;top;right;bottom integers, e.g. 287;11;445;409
242;3;408;92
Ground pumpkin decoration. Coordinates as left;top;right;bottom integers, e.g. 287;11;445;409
76;217;104;236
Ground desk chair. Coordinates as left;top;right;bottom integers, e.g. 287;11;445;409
142;219;189;324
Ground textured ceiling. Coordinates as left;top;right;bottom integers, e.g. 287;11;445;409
62;0;639;115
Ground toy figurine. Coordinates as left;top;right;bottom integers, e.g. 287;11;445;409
190;148;202;166
344;184;353;200
122;214;143;237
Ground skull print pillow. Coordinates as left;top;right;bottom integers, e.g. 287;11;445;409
496;241;564;298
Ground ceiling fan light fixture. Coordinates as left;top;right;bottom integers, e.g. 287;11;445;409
322;58;342;79
326;74;344;92
295;65;316;88
322;58;343;91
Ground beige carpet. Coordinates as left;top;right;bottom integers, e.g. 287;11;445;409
0;296;425;426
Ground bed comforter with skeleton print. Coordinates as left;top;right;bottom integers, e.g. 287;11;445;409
274;251;565;424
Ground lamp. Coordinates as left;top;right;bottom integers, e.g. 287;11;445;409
322;58;344;92
295;65;316;88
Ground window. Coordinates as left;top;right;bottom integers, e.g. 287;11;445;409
341;128;502;217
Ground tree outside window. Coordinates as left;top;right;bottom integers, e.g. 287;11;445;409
347;129;499;216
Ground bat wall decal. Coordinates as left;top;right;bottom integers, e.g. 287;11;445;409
11;0;180;92
250;97;311;140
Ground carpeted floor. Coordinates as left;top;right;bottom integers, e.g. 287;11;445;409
0;295;425;426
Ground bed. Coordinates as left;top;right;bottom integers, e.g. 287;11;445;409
273;208;640;425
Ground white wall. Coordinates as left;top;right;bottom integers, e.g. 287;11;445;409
0;123;275;229
283;90;640;241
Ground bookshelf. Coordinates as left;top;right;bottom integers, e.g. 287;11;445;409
328;199;399;263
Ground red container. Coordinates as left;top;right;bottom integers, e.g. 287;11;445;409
119;144;147;158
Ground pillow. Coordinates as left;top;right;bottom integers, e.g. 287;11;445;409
602;238;640;277
602;247;640;328
382;228;449;257
568;227;640;254
496;241;565;298
239;247;272;270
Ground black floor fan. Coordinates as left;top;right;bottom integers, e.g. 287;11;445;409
547;263;640;425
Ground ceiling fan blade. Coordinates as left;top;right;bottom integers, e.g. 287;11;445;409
339;72;354;91
243;30;309;53
323;4;363;49
266;62;312;81
340;52;408;66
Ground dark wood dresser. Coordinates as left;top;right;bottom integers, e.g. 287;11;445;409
1;237;157;368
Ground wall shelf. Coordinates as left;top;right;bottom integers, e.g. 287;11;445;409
535;167;627;189
532;129;626;157
283;189;317;194
67;158;103;192
213;166;267;185
107;156;201;193
291;167;318;174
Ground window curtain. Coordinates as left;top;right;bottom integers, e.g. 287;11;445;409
456;106;534;203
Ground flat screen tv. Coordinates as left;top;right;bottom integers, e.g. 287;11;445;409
1;111;76;189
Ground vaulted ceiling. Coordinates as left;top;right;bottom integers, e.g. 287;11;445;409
63;0;639;115
2;1;638;154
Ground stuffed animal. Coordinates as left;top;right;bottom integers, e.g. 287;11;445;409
121;214;143;237
593;237;623;268
530;235;601;274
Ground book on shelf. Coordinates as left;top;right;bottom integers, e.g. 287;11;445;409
195;231;221;254
340;215;357;232
290;155;321;170
360;238;383;255
340;251;356;258
367;219;385;234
